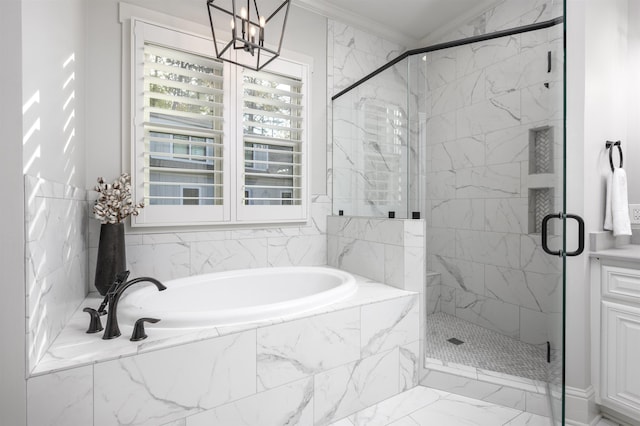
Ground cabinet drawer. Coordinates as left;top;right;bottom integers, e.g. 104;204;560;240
602;265;640;301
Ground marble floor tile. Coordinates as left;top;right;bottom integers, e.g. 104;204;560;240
347;386;445;426
330;386;556;426
407;392;522;425
504;412;553;425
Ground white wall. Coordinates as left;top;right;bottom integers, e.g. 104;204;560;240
565;0;631;415
21;0;87;189
626;0;640;203
0;0;27;423
85;0;327;195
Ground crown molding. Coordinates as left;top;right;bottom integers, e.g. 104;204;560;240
292;0;417;48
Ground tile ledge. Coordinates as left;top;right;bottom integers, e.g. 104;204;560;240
31;270;417;377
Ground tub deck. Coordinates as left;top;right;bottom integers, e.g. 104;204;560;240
29;270;420;426
33;271;417;376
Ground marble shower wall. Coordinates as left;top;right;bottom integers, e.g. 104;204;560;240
87;196;331;285
327;216;425;292
327;20;408;214
327;215;427;358
433;0;564;45
423;23;564;346
25;175;89;371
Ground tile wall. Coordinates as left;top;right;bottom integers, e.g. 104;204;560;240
434;0;564;44
423;21;564;346
327;216;425;293
85;196;331;285
327;20;407;214
26;286;419;426
25;175;89;372
327;215;427;368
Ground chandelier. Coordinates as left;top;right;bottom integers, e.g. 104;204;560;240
207;0;291;71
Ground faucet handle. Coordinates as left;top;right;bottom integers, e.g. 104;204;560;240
130;317;160;342
109;270;131;294
83;308;104;333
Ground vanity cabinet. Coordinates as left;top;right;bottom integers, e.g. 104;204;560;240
591;260;640;421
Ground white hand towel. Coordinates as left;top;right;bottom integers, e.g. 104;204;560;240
604;172;613;231
604;168;632;236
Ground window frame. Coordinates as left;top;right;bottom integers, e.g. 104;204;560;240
235;59;308;222
129;18;309;227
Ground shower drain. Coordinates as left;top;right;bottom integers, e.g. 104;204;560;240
447;337;464;345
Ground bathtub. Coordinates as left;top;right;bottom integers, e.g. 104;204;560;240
118;266;357;329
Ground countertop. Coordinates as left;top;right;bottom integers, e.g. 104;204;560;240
590;244;640;262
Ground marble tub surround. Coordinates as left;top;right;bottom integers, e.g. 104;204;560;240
25;175;89;372
32;272;419;373
28;273;419;425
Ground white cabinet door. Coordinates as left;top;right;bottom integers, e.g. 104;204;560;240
602;300;640;418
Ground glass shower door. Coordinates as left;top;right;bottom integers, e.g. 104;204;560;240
330;5;576;424
418;21;571;425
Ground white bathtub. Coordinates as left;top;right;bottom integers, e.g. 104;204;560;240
118;266;357;329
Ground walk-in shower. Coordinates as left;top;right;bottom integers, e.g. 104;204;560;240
331;11;566;424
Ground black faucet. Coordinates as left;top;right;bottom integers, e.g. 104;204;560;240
102;273;167;340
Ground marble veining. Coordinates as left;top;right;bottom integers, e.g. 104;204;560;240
25;175;88;372
31;269;418;426
34;274;416;375
94;331;257;426
256;308;361;391
314;348;400;424
185;378;314;426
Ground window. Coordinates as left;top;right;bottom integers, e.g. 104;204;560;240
237;67;304;219
131;20;308;226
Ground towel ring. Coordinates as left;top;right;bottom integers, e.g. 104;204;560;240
605;140;623;172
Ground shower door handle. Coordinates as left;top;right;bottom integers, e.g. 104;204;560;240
565;214;585;256
541;212;585;257
541;213;562;256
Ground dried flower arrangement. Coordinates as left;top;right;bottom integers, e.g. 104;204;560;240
93;173;144;224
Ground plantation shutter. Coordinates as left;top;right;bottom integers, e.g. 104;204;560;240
131;20;307;226
142;43;225;207
240;68;304;212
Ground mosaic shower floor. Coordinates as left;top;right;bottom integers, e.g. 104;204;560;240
425;312;548;382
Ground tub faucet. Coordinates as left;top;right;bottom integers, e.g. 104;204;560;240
102;273;167;340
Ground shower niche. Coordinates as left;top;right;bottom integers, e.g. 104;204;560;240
528;125;555;235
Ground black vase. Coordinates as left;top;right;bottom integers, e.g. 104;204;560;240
94;222;126;296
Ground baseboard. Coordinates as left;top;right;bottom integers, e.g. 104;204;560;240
565;385;599;425
565;415;602;426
